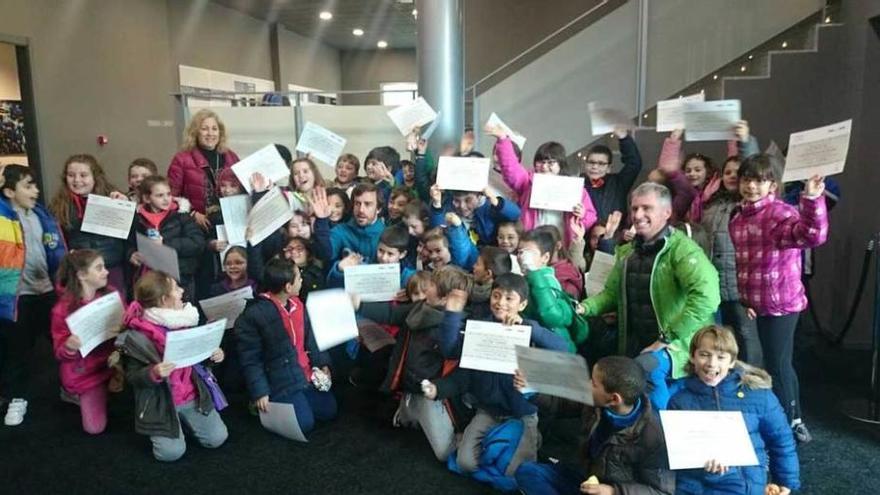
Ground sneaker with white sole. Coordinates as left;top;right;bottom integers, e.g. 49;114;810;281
4;398;27;426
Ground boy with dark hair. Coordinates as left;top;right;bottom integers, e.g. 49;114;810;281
421;273;567;483
515;355;674;494
428;183;521;247
327;222;415;289
235;257;337;435
471;246;514;317
354;265;472;462
517;230;577;351
582;127;644;223
0;164;66;425
312;183;385;266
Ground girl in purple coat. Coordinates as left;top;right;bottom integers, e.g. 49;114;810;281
50;250;121;434
729;155;828;443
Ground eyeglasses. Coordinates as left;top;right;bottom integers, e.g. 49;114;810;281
586;160;610;166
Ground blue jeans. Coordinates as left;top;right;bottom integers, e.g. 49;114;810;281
291;387;338;434
635;349;681;410
515;461;585;495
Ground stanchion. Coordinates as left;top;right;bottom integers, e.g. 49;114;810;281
841;234;880;424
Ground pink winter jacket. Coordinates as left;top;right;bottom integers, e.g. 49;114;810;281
729;194;828;316
657;137;736;222
51;291;116;394
494;137;597;246
122;302;198;406
167;148;240;214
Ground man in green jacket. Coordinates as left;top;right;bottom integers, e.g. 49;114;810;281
578;182;720;410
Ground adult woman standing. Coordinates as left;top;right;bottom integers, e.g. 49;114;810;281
167;109;240;231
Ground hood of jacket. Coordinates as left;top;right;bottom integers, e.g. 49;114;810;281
405;300;445;332
683;363;772;397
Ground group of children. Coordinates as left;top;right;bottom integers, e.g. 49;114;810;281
0;110;832;494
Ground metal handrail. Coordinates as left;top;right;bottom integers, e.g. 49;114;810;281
466;0;610;94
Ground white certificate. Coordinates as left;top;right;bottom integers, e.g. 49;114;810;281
589;102;631;136
343;263;400;302
655;93;705;132
529;174;585;212
162;319;226;369
306;289;359;351
259;401;307;442
231;144;291;194
460;320;532;375
65;291;125;357
435;156;491;192
219;194;251;245
782;119;852;182
660;410;759;470
585;251;616;297
683;99;741;141
487;112;527;151
198;286;254;329
247;187;294;246
136;232;180;281
421;111;442;140
80;194;136;240
515;346;593;405
387;96;438;136
295;121;347;166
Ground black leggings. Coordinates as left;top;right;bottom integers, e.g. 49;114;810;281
756;312;801;422
720;301;763;367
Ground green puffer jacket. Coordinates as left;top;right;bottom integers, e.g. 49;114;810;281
525;267;576;352
579;228;720;378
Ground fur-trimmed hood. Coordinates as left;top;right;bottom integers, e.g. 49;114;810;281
735;361;772;390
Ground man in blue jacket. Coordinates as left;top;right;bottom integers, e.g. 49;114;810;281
312;182;385;265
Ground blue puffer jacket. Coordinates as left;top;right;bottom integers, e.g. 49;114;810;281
235;295;331;404
668;365;800;494
429;195;521;246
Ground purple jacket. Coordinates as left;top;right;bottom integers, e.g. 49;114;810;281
729;194;828;316
494;137;597;246
167;148;240;214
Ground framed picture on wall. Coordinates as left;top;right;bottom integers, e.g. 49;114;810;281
0;100;26;156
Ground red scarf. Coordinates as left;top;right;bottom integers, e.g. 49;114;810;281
590;177;605;189
137;203;177;230
70;193;88;221
260;292;312;380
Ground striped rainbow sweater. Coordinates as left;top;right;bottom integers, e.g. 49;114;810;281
0;197;66;321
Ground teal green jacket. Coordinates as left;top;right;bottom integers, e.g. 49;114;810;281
525;266;576;352
579;228;720;378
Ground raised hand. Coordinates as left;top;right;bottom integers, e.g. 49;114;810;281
483;186;499;206
670;128;684;141
605;211;622;238
734;120;750;142
445;212;462;227
613;125;629;139
250;172;271;193
429;183;443;208
445;288;469;312
804;175;825;199
484;123;508;139
310;186;331;219
569;215;585;241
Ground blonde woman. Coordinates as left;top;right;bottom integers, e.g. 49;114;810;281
167;109;239;231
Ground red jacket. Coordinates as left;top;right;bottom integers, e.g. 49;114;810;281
50;290;117;394
167;148;240;214
552;259;583;299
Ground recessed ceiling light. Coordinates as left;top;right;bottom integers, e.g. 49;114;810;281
353;28;364;36
319;11;332;20
377;40;388;48
412;9;418;18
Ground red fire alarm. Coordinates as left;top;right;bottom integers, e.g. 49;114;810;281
97;135;109;146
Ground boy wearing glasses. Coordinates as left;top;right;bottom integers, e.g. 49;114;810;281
582;126;643;223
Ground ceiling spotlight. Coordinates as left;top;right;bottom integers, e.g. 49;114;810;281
825;16;831;23
781;41;788;48
747;54;754;60
352;28;364;36
377;40;388;48
643;113;649;119
712;74;718;80
740;65;747;72
319;11;332;20
412;9;418;18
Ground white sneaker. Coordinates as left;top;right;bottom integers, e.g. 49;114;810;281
4;398;27;426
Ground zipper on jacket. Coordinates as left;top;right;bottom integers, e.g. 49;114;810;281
713;387;721;410
648;232;674;340
139;396;152;419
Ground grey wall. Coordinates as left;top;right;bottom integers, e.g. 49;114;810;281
278;26;341;91
0;0;179;197
339;49;417;105
166;0;274;82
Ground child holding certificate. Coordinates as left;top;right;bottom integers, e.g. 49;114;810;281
235;258;337;435
421;274;568;484
50;250;118;434
668;326;799;494
128;176;206;301
486;125;597;248
729;157;828;443
117;270;227;461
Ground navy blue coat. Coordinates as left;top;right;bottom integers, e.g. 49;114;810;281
667;366;800;494
235;296;331;403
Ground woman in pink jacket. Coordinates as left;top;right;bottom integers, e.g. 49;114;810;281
485;125;597;247
167;109;240;231
50;249;121;434
729;155;828;444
